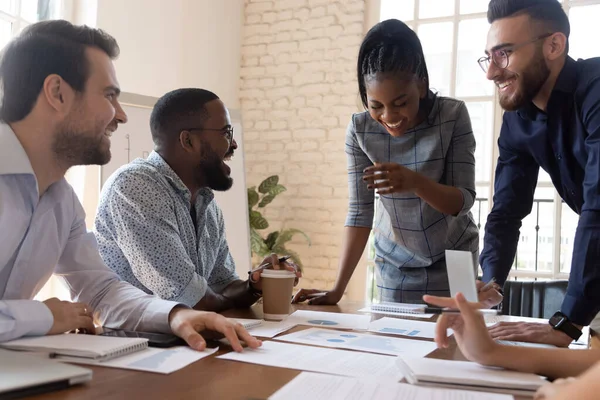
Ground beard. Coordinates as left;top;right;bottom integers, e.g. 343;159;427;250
196;143;233;191
52;126;110;166
499;48;550;112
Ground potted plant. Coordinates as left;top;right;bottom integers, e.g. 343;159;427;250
247;175;310;270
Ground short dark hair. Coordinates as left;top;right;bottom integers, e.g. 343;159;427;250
150;88;220;148
357;19;430;110
0;20;119;123
487;0;570;48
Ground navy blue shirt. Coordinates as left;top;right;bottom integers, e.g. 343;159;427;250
481;57;600;326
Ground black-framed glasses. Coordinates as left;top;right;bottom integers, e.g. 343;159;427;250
477;33;553;73
183;126;234;145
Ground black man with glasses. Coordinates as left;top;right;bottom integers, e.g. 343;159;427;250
94;88;301;312
475;0;599;347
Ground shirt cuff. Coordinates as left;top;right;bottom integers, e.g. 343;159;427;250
561;292;600;326
14;300;54;336
138;299;182;334
456;187;475;217
173;273;207;307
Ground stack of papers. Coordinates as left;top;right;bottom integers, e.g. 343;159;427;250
269;372;514;400
397;357;546;396
217;341;402;380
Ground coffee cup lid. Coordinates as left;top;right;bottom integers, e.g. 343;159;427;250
260;269;296;278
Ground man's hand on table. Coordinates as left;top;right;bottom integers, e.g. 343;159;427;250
168;307;262;352
488;322;574;347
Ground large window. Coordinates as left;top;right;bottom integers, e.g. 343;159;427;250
367;0;599;298
0;0;63;46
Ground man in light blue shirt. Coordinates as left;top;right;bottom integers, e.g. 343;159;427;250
0;20;260;351
95;88;301;311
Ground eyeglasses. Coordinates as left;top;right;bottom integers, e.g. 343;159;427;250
477;33;553;73
183;126;235;146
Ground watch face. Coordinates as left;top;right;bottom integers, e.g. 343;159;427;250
550;312;566;327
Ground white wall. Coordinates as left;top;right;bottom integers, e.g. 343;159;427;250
94;0;243;108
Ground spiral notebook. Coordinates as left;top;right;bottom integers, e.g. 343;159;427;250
371;302;426;313
0;334;148;362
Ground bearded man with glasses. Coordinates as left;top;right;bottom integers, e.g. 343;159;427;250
94;88;301;313
427;0;600;349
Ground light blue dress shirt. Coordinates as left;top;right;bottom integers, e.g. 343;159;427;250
0;123;178;342
94;151;238;307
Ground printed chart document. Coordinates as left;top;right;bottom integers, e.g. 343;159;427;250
275;328;437;357
245;320;297;338
397;357;546;396
368;317;442;339
61;346;218;374
217;341;402;380
283;310;371;330
269;372;513;400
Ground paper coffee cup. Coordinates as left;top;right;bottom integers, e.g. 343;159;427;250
260;269;296;321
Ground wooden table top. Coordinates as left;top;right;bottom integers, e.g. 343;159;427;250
24;302;527;400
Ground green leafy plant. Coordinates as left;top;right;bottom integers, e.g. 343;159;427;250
248;175;310;270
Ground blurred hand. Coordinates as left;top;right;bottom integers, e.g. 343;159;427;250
363;163;423;195
425;280;503;310
168;307;262;352
292;289;342;305
534;377;577;400
488;322;573;347
476;280;504;309
249;253;302;291
44;298;95;335
423;292;500;366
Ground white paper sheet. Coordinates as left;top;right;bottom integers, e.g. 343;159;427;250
62;346;217;374
217;341;402;380
269;372;513;400
283;310;371;330
246;320;297;338
358;306;434;319
275;328;437;357
368;317;441;339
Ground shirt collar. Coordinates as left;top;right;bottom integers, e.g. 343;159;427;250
553;56;578;94
145;151;214;203
517;57;577;121
0;123;35;176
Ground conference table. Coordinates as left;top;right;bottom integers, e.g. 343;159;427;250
28;301;531;400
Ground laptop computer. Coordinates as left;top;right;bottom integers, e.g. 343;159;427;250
0;349;92;399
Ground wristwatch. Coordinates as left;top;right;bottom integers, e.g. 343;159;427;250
549;311;582;341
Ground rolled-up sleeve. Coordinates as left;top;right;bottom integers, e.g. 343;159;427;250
345;116;375;228
445;102;476;217
95;171;207;307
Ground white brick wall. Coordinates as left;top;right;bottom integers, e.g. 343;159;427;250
241;0;365;289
